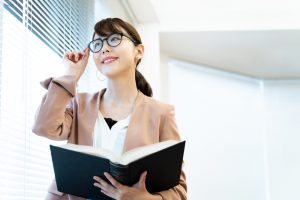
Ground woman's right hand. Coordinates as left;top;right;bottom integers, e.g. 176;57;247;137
63;48;90;82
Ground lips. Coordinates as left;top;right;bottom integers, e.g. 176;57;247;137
101;56;118;64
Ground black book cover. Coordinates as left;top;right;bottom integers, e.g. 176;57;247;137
50;140;185;199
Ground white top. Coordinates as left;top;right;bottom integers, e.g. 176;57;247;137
92;111;131;157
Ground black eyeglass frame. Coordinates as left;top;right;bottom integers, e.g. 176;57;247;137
87;33;138;53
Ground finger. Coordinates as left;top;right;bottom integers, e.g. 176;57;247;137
64;52;72;60
67;53;75;62
77;50;89;67
93;176;102;183
93;176;118;198
80;48;87;56
63;52;73;64
93;176;109;188
78;53;83;61
64;52;69;59
138;171;147;187
74;52;79;62
104;172;124;190
93;182;115;197
85;48;90;57
93;182;102;189
75;51;86;61
77;51;85;59
80;48;89;61
101;189;114;199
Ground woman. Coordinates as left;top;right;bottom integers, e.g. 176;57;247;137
32;18;187;200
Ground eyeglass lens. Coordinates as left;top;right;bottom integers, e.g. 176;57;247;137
89;33;122;52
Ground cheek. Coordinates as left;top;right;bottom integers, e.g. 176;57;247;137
118;49;135;65
93;53;101;63
120;56;133;66
93;53;103;69
92;47;135;70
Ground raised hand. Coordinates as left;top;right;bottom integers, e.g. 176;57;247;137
63;48;90;82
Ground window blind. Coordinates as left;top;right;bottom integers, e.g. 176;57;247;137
0;0;95;199
3;0;94;56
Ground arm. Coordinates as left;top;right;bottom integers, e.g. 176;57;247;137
156;105;187;200
31;75;77;140
32;48;89;141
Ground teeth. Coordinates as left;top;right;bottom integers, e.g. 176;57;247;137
103;58;117;64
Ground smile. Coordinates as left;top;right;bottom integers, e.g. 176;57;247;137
102;57;118;64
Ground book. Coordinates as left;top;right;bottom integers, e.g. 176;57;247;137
50;140;186;200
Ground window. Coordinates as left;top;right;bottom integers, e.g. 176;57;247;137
0;0;94;199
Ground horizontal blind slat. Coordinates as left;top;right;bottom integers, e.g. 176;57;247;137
3;0;23;21
42;0;88;47
0;1;94;199
29;1;74;49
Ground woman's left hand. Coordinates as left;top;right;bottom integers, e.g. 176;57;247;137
93;171;161;200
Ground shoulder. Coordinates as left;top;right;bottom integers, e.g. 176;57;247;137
140;93;175;115
142;93;181;141
72;91;100;107
77;91;99;101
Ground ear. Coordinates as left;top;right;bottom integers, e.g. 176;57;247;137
135;43;144;60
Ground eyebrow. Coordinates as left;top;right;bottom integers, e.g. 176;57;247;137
93;33;117;40
93;35;105;40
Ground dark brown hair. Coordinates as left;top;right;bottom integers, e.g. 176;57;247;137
93;18;153;97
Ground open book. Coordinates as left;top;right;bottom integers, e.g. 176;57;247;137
50;140;185;200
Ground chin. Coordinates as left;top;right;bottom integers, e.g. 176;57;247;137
100;65;131;79
100;69;123;79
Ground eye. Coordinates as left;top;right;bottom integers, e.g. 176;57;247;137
94;41;101;47
90;40;102;51
110;36;121;42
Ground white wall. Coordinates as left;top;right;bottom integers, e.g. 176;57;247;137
163;58;300;200
263;80;300;200
155;0;300;32
165;59;266;200
136;23;160;99
90;3;300;200
93;0;131;23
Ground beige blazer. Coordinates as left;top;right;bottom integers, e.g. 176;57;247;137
32;75;187;200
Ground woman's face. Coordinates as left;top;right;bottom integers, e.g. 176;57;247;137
92;31;143;79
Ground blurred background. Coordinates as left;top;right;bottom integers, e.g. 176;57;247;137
0;0;300;199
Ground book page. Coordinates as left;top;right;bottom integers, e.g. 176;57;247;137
118;140;180;165
58;143;119;163
56;140;181;165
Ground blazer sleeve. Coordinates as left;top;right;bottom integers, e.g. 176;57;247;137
156;105;187;200
31;75;77;141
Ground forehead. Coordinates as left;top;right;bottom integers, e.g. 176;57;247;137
94;34;111;40
93;27;127;40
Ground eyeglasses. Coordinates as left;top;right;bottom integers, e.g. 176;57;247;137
88;33;137;53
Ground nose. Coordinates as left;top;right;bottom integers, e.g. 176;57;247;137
101;40;110;54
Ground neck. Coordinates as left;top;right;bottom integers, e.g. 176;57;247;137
103;74;138;106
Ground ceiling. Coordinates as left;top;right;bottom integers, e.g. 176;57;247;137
160;30;300;79
124;0;300;79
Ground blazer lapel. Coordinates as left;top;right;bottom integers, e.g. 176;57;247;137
83;89;146;151
79;89;106;145
122;91;145;152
